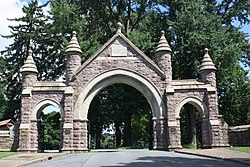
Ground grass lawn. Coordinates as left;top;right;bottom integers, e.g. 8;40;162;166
182;144;197;149
228;147;250;153
0;152;18;159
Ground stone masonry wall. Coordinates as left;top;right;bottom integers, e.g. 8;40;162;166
22;73;37;88
73;37;166;104
20;91;65;151
229;125;250;146
0;130;13;150
166;90;207;148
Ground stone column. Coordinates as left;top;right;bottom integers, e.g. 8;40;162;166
152;118;168;150
18;124;30;151
73;120;88;151
19;94;32;151
167;119;182;149
29;120;38;152
201;117;212;148
19;48;38;152
61;93;74;152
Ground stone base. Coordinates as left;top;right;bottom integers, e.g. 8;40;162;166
211;144;230;147
61;148;89;153
167;145;183;151
17;148;38;153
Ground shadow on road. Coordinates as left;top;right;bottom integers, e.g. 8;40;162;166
100;155;248;167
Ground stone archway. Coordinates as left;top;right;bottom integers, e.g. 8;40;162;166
74;69;165;120
74;69;167;150
31;99;64;121
175;97;210;148
30;99;64;152
18;24;229;152
175;97;208;119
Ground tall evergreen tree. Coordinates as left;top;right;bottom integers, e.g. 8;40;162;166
1;0;64;119
0;57;6;120
157;0;250;125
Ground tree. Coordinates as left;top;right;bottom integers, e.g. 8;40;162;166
157;0;250;125
88;83;151;148
39;111;60;150
48;0;250;130
1;0;65;119
0;57;6;120
2;0;249;128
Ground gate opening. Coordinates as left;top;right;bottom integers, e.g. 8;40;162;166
38;105;60;152
180;104;202;149
87;83;153;150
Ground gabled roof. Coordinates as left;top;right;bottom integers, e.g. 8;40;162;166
72;32;166;80
0;119;13;127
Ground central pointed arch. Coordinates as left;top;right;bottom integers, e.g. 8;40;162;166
74;69;165;120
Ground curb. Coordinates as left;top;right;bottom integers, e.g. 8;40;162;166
174;150;250;166
18;152;70;167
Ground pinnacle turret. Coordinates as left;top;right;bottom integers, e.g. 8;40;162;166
20;49;38;74
199;48;216;72
156;30;171;52
66;31;82;53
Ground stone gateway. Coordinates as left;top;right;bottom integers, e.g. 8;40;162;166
17;23;229;152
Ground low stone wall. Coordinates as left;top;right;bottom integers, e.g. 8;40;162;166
0;130;13;150
228;125;250;146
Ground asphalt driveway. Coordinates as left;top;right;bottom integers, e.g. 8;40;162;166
27;149;248;167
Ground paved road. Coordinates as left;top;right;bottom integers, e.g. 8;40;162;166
28;150;247;167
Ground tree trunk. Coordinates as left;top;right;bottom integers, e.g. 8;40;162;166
123;113;132;146
115;122;121;147
95;119;102;149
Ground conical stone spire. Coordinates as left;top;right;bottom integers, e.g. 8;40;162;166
20;49;38;73
66;31;82;53
156;30;171;52
199;48;216;72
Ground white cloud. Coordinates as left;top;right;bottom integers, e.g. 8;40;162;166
0;0;49;52
0;0;27;52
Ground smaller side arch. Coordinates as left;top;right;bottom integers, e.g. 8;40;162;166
175;97;208;119
31;98;64;121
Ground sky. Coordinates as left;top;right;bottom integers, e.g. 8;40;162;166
0;0;49;51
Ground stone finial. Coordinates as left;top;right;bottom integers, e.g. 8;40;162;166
116;22;122;33
156;30;172;52
66;31;82;53
199;48;216;72
20;48;38;73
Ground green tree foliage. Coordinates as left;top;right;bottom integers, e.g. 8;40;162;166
0;57;6;120
88;84;151;148
40;111;60;150
157;0;250;125
1;0;66;119
47;0;250;126
1;0;249;128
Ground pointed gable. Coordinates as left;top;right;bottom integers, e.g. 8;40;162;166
73;31;165;80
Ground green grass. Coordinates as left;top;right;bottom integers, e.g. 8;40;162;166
182;144;197;149
228;147;250;153
0;152;18;159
